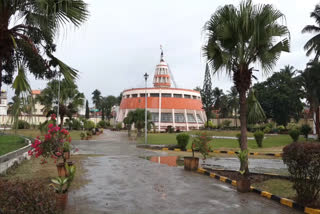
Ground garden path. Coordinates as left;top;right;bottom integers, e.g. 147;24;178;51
66;130;299;214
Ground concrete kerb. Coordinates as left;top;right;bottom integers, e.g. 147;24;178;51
0;137;32;174
137;144;283;157
196;168;320;214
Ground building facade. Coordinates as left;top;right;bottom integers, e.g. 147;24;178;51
117;50;205;131
0;90;7;115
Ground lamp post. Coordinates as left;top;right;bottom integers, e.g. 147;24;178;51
144;73;149;144
57;72;61;126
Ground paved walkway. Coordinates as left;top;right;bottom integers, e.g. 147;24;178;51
66;130;300;214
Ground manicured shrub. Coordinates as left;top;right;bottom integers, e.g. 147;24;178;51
116;123;122;130
16;120;30;129
263;126;271;134
283;142;320;205
0;179;57;213
71;118;82;130
84;120;95;130
254;130;264;148
300;124;312;140
176;133;190;150
287;122;299;130
277;125;285;133
97;120;107;129
205;121;214;129
289;129;300;142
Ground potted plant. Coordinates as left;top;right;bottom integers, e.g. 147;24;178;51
86;131;92;139
63;142;71;160
236;149;251;193
184;142;199;171
50;164;76;210
193;132;212;166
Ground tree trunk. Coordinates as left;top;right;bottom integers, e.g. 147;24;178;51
60;116;64;127
316;106;320;139
234;108;237;127
239;89;249;175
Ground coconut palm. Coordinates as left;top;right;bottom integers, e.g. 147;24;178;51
203;0;290;174
37;79;85;126
302;4;320;60
227;86;239;127
0;0;88;91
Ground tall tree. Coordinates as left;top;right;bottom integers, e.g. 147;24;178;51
300;61;320;138
0;0;88;92
200;64;215;127
203;0;290;175
254;66;303;126
102;96;118;121
194;86;201;92
227;86;239;127
85;100;90;119
92;89;102;109
37;79;85;126
302;4;320;60
213;87;224;126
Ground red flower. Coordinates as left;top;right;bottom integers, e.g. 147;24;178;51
48;123;53;129
55;152;62;157
51;114;56;120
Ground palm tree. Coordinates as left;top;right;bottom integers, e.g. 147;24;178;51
0;0;88;92
300;62;320;138
37;79;85;126
123;111;135;137
302;4;320;60
203;0;290;174
227;86;239;127
213;87;224;126
129;109;151;137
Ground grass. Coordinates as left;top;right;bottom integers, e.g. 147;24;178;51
1;129;84;141
252;179;296;199
2;155;89;190
0;135;27;156
189;130;254;137
138;131;305;152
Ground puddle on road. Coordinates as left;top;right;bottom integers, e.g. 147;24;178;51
140;156;184;167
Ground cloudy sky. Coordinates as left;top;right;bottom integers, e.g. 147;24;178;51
6;0;319;103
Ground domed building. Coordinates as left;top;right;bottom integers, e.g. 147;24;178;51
117;49;205;131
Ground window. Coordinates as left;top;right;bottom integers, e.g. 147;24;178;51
150;93;159;97
187;114;196;123
132;94;138;98
161;113;172;122
126;95;130;98
162;93;171;97
192;96;197;99
197;114;203;123
151;113;159;122
175;113;185;123
173;94;182;98
140;93;146;97
198;96;201;99
184;94;191;99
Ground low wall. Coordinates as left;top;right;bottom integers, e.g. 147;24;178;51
0;138;31;174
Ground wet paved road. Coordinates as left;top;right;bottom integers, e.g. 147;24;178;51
66;130;300;214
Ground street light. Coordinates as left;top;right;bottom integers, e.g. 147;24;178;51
144;73;149;144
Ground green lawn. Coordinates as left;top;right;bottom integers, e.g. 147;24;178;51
0;135;27;156
252;179;295;199
138;132;305;150
189;130;254;137
1;129;83;141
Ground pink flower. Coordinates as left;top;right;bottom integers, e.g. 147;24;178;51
51;114;56;120
48;123;53;129
55;152;62;157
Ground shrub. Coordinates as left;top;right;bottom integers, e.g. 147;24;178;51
283;142;320;205
116;123;122;130
254;130;264;148
287;122;299;131
221;120;232;128
97;120;107;129
263;126;271;134
166;125;174;133
205;121;214;129
16;120;30;129
236;133;241;147
0;179;57;213
84;120;95;131
300;124;312;140
289;129;300;142
277;125;285;133
71;118;82;130
192;132;212;159
176;133;190;150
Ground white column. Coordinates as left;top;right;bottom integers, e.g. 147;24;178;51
194;110;199;129
158;89;162;132
184;109;189;131
172;108;175;129
200;111;206;124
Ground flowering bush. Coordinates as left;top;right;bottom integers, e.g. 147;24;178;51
192;132;212;159
29;114;71;164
